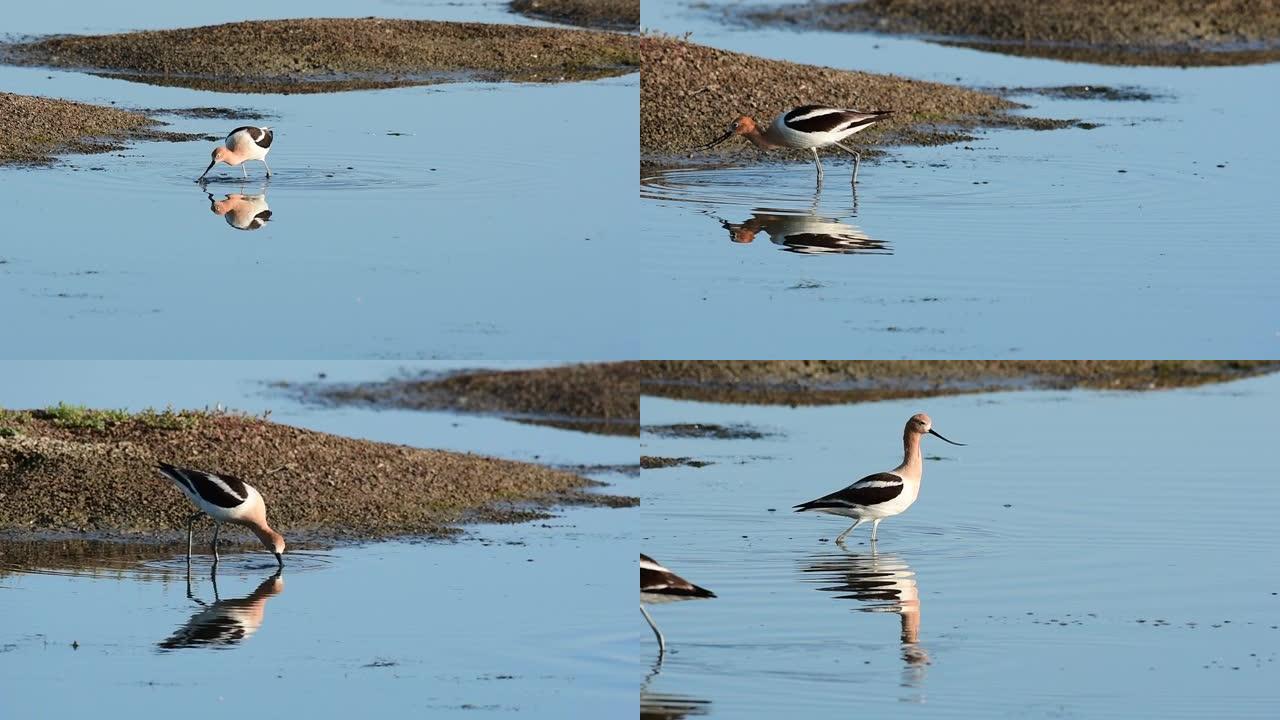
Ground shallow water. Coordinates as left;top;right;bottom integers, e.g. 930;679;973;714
0;1;637;359
640;0;1280;358
0;361;637;717
639;372;1280;717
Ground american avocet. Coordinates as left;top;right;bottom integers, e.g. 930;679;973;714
159;569;284;650
207;192;272;231
697;106;892;183
722;212;889;255
794;413;964;544
157;462;285;566
197;126;274;182
641;553;716;655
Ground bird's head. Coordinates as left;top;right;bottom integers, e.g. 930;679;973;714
908;412;965;446
696;115;758;151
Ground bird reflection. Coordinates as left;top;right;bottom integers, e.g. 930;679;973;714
157;567;284;650
206;190;272;231
800;549;929;686
641;653;711;719
720;212;889;255
641;690;712;720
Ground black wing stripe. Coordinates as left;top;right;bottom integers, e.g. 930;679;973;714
160;463;248;509
228;126;273;148
795;472;904;510
785;109;891;135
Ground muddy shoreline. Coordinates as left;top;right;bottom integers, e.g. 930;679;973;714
640;37;1074;164
637;360;1280;406
2;18;642;94
0;92;198;165
0;408;633;545
290;363;640;437
741;0;1280;67
511;0;639;31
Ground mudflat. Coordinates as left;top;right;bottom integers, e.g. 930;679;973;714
0;408;633;543
3;18;642;93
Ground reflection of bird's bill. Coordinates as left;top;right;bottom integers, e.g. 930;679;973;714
693;129;734;151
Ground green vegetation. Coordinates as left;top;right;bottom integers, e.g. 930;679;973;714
34;403;196;431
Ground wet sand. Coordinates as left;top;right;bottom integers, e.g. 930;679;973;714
511;0;639;31
2;18;642;93
638;360;1280;405
640;37;1072;163
0;408;633;543
292;363;640;437
743;0;1280;66
0;92;197;165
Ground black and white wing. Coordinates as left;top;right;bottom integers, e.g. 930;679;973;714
641;554;716;599
782;106;892;134
157;462;249;509
794;472;904;512
229;126;273;148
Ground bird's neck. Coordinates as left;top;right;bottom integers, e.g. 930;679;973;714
746;125;780;149
248;522;281;553
898;431;923;478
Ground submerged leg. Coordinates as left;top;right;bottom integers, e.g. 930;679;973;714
262;158;272;177
832;141;862;184
641;605;666;657
871;518;883;542
835;518;865;545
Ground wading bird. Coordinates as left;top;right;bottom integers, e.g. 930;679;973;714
696;105;892;184
641;554;716;656
794;413;964;544
157;462;286;566
197;126;273;182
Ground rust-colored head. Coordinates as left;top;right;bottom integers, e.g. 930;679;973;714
197;146;234;181
695;115;760;151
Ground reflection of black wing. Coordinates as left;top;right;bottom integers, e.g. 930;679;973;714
158;611;248;649
641;692;712;720
794;472;904;511
779;233;891;256
803;557;905;604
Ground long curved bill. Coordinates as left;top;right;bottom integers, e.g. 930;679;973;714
693;129;734;152
929;428;965;446
196;159;216;182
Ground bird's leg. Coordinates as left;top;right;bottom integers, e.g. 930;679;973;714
811;148;824;181
871;518;882;542
241;164;248;179
262;158;272;177
641;605;666;658
186;511;200;563
835;518;864;545
211;523;221;561
832;141;862;184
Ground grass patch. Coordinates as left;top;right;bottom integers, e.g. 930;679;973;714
38;403;196;431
